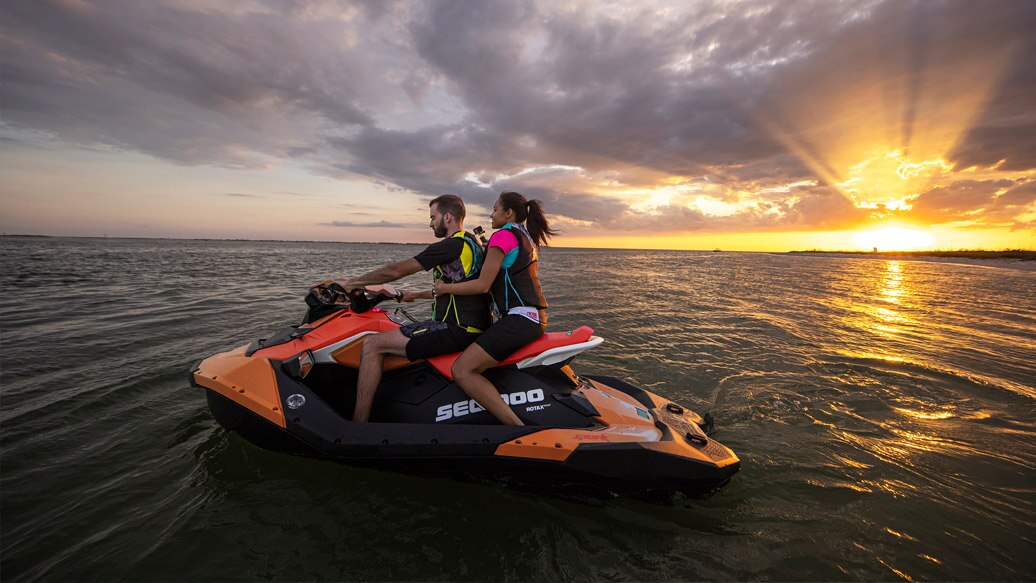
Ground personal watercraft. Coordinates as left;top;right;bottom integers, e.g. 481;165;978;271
189;285;740;494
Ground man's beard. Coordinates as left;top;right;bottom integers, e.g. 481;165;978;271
432;221;448;238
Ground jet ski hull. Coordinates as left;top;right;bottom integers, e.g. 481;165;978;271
190;307;740;493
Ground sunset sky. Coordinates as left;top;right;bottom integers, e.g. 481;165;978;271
2;0;1034;251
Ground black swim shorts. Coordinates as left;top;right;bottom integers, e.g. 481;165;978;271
474;313;547;362
400;319;481;361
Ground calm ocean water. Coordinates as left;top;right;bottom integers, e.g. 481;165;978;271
1;236;1034;581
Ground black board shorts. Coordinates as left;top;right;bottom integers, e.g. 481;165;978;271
475;313;547;362
400;320;481;361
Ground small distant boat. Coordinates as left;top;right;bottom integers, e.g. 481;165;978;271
713;248;721;253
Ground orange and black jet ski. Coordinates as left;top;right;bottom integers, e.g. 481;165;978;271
189;285;740;493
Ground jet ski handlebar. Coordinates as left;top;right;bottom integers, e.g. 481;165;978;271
306;282;402;318
346;285;402;313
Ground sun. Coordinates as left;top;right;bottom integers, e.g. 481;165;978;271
852;226;935;252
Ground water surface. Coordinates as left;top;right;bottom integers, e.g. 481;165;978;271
2;237;1033;581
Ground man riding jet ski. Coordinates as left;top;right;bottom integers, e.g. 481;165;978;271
189;284;741;494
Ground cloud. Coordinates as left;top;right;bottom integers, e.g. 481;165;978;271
988;180;1036;229
222;192;264;198
946;14;1036;172
324;219;414;228
904;178;1035;228
4;0;1035;234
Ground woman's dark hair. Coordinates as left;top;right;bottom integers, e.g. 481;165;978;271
498;191;558;248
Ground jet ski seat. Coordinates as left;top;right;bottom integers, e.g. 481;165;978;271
426;325;602;380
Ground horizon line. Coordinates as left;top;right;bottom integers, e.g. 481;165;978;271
2;233;1032;254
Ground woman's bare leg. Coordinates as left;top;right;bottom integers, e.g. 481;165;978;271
451;344;524;426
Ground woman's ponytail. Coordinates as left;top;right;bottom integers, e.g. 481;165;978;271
524;199;558;248
498;191;559;247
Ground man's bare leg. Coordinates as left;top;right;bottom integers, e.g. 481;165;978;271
352;329;410;422
451;344;524;426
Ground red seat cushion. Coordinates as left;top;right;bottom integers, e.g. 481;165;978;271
426;325;595;380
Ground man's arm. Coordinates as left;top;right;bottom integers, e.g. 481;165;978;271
399;289;433;302
335;258;423;289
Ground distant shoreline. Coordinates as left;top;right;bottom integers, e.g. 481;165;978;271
789;249;1034;260
2;235;1033;268
788;250;1036;272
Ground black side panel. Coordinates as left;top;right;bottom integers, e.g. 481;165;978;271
370;366;600;427
553;392;601;417
293;361;600;427
525;364;579;388
272;367;543;458
301;363;359;421
584;375;657;409
375;364;451;406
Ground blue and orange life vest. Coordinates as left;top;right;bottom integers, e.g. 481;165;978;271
489;223;548;316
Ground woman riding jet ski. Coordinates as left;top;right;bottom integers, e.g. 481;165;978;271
189;285;740;494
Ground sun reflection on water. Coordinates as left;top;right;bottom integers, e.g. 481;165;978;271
880;260;905;303
893;407;955;420
866;261;911;337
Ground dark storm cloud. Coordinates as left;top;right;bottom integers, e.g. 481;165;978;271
3;0;374;166
404;0;805;177
4;0;1035;232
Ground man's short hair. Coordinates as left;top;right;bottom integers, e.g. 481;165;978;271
429;194;466;221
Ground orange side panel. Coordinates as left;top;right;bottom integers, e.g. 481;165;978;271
253;310;400;361
330;337;413;370
494;429;581;461
493;425;659;462
193;346;287;428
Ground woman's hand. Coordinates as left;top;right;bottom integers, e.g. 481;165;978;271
433;279;451;296
399;289;419;302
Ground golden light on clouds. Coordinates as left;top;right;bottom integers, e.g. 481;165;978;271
839;150;953;212
740;12;1028;243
